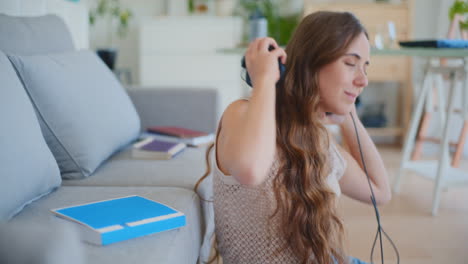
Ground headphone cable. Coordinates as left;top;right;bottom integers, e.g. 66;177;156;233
349;112;400;264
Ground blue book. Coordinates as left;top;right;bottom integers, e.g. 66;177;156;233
51;195;186;245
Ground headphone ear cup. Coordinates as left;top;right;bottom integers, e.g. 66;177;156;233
241;56;252;87
279;62;286;80
240;51;286;87
245;70;252;87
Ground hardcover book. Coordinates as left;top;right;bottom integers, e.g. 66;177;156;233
147;126;208;138
132;137;186;160
51;195;186;246
147;126;214;146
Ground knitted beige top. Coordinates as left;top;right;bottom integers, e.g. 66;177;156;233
212;135;347;263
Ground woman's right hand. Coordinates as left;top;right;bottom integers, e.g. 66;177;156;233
244;37;287;88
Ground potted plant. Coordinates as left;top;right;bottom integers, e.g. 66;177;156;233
89;0;132;70
448;0;468;39
236;0;301;46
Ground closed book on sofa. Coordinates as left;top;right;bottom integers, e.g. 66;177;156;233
51;195;186;245
132;137;186;160
147;126;214;146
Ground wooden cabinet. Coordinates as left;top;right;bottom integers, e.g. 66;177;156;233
304;0;414;140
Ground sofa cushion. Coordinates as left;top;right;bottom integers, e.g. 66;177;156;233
0;50;61;220
8;50;141;179
0;14;75;55
11;186;203;264
63;145;210;189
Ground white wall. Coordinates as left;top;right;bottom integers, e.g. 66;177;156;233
0;0;89;50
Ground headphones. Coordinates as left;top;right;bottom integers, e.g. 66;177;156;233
241;45;286;87
241;46;400;263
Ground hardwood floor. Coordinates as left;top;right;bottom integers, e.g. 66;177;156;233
339;146;468;264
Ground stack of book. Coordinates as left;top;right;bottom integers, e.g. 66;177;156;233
51;195;186;246
132;137;186;160
147;126;214;147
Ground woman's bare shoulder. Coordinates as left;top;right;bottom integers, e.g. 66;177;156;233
221;99;250;127
216;99;250;175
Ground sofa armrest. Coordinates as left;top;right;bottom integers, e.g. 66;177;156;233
126;87;219;133
0;220;84;264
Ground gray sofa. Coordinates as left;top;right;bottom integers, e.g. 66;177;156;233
0;14;216;264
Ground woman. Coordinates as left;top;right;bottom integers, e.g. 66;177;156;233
196;11;391;264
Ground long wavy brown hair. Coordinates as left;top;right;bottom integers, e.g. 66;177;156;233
195;11;368;264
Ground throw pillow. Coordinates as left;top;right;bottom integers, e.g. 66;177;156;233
0;50;61;220
8;50;141;179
